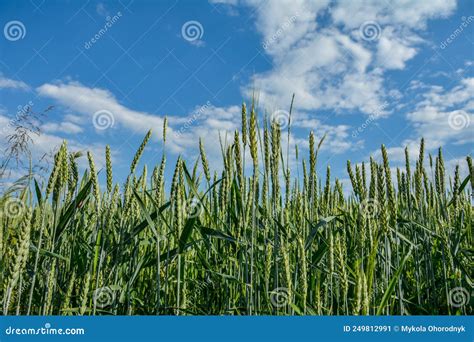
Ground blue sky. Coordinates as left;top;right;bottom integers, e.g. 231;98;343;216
0;0;473;188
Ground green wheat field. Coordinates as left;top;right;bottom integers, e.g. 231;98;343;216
1;103;472;316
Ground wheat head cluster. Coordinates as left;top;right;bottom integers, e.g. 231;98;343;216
0;102;472;315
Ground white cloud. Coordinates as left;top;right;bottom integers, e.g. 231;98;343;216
209;0;238;5
36;81;242;165
246;28;385;115
407;107;472;147
331;0;456;30
96;3;109;17
376;28;417;69
406;77;473;147
238;0;457;119
245;0;329;55
37;81;168;139
0;75;29;90
42;121;84;134
63;114;84;125
369;76;473;164
170;104;240;159
419;78;474;108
